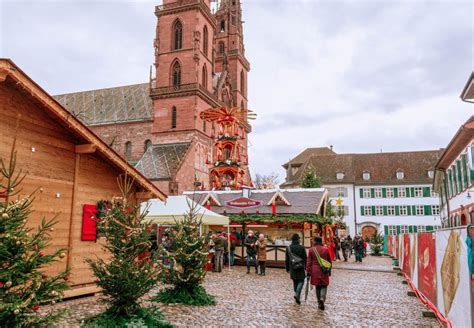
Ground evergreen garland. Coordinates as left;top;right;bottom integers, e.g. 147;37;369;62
0;134;68;327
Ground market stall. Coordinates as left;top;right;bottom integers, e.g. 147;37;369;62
184;188;332;267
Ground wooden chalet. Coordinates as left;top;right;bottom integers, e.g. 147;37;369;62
0;59;166;298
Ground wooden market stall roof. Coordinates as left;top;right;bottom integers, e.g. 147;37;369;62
0;58;166;200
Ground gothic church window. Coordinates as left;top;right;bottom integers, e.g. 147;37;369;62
240;69;245;95
144;140;152;152
172;61;181;87
203;26;208;56
173;20;183;50
220;20;225;32
171;106;177;129
202;64;208;89
125;142;132;160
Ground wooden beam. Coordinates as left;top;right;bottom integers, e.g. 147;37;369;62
135;191;154;200
75;144;96;154
0;68;9;82
66;154;80;271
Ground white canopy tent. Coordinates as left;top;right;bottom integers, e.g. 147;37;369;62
142;195;231;271
142;195;229;226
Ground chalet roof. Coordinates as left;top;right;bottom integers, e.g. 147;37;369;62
54;83;152;126
0;58;165;200
135;142;191;180
185;188;328;215
283;147;336;169
282;149;442;187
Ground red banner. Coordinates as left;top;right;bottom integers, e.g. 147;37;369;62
403;234;411;276
417;233;437;306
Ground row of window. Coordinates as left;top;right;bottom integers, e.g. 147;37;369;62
124;140;152;159
361;205;440;216
385;225;442;235
440;150;474;200
359;186;436;199
355;170;434;181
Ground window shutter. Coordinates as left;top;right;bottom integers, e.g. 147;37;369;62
408;226;413;233
407;206;412;215
370;188;375;198
426;225;433;231
384;225;388;234
411;205;416;215
462;154;469;187
383;206;388;216
410;187;415;197
360;206;364;215
423;187;430;197
395;206;400;216
413;226;417;233
371;206;376;215
424;205;432;215
82;204;97;241
382;188;387;198
396;225;401;234
359;188;363;198
394;187;398;198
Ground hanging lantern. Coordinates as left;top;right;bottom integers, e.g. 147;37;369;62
206;200;211;210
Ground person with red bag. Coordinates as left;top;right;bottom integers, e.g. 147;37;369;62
306;236;332;311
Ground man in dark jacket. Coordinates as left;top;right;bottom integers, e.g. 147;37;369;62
244;230;258;274
285;234;307;304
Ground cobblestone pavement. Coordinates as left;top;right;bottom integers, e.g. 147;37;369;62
46;256;438;327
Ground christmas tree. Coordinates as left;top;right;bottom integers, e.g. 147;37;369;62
300;168;322;188
0;135;69;327
153;199;216;306
85;175;170;327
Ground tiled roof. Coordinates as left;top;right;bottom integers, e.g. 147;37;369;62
282;149;443;186
185;188;327;215
54;83;152;126
283;147;336;168
135;142;191;180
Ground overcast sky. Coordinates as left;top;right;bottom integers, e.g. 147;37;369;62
1;0;473;183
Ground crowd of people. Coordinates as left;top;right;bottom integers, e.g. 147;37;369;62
204;229;371;311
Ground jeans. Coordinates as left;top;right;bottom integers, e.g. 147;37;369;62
342;249;348;261
316;285;327;302
246;253;257;272
214;249;224;272
258;261;266;275
335;249;341;260
229;250;235;266
293;279;304;299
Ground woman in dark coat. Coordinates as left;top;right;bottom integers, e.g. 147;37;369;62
285;234;307;304
306;236;332;310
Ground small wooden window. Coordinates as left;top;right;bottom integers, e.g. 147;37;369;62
172;61;181;87
218;41;225;54
202;64;208;89
125;141;132;159
144;140;152;151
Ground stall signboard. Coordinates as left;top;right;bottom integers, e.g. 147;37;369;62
225;197;262;209
417;232;437;306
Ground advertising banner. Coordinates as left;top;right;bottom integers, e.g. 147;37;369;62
388;235;393;255
417;232;437;306
435;229;471;327
410;233;418;288
403;234;411;276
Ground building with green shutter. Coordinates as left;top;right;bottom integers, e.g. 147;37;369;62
433;76;474;228
281;147;443;237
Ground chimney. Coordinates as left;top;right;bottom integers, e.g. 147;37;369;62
330;145;333;151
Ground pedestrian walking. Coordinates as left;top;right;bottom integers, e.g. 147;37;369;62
213;233;225;272
285;234;307;304
346;235;353;258
306;236;332;310
256;234;267;275
354;235;364;262
334;236;341;261
229;232;238;267
244;230;258;274
340;237;348;261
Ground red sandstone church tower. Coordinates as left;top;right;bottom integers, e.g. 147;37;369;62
149;0;251;193
55;0;252;195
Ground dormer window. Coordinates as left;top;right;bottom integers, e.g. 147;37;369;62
362;171;370;181
396;170;404;180
336;172;344;180
428;170;434;179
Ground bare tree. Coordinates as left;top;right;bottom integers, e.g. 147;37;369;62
254;173;280;189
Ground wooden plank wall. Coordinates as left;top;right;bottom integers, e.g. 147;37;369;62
0;78;138;293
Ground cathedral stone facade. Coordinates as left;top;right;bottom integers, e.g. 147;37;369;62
54;0;251;196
